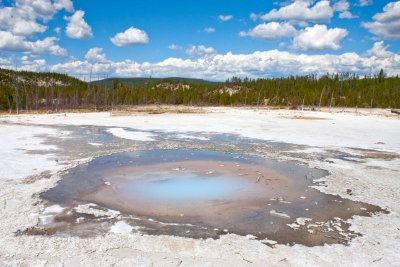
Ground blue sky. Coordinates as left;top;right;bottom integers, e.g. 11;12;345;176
0;0;399;80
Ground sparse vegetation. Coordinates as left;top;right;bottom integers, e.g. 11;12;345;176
1;68;399;113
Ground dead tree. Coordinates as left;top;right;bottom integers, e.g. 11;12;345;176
6;93;12;114
329;90;334;113
24;84;28;112
14;83;19;114
318;86;325;111
244;88;248;106
51;79;55;111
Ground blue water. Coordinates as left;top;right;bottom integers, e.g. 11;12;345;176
119;172;247;201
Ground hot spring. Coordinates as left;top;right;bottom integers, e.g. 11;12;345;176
39;149;385;246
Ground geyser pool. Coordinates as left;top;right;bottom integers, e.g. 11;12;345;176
119;172;248;201
40;149;386;246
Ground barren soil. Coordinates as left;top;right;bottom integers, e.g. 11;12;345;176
0;107;399;266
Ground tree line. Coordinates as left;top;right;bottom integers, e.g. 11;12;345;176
0;68;399;113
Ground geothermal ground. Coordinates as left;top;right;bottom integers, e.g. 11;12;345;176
0;107;399;266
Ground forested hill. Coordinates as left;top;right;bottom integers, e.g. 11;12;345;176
0;68;87;112
91;77;215;87
0;68;86;88
0;68;400;112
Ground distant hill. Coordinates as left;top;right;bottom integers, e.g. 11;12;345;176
0;68;86;87
0;68;88;112
91;77;216;87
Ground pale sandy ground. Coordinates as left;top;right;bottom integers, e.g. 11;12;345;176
0;107;399;266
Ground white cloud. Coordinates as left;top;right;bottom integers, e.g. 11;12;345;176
292;24;348;51
239;22;297;40
339;11;358;19
45;44;400;81
32;36;67;56
362;1;400;39
366;41;394;58
204;27;216;33
110;27;149;46
333;0;350;12
65;10;93;40
0;30;67;56
218;15;233;22
85;47;108;63
186;45;216;57
16;0;58;21
54;0;74;13
0;31;27;51
0;6;47;36
261;0;334;22
0;0;74;36
333;0;357;19
358;0;373;6
19;58;47;72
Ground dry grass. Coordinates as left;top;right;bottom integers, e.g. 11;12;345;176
0;105;207;116
111;105;206;116
287;116;329;120
110;110;134;116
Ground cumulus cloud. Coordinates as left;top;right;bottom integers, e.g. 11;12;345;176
110;27;149;46
186;45;216;57
32;36;68;56
239;22;297;40
0;30;67;56
366;41;394;58
0;9;47;36
339;11;358;19
333;0;350;12
15;0;63;21
18;58;47;72
362;1;400;39
54;0;74;13
0;31;29;52
204;27;216;33
45;44;400;81
65;10;93;39
85;47;108;63
292;24;348;51
0;0;74;36
332;0;357;18
218;15;233;22
261;0;334;22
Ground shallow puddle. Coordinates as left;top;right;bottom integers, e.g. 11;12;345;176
39;149;386;246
